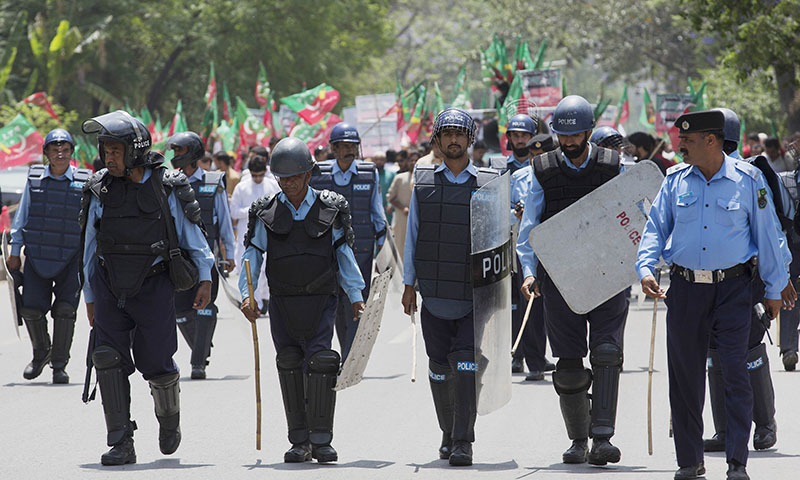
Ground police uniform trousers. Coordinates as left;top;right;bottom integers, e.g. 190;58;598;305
271;294;337;362
174;263;219;316
334;254;372;360
537;266;627;358
666;269;753;467
22;254;82;312
511;260;548;371
419;303;474;365
91;264;178;380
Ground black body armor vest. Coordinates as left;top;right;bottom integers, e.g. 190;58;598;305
189;170;225;248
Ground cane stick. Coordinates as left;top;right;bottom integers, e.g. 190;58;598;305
512;293;535;356
777;311;782;349
411;311;417;382
243;259;262;451
647;269;661;455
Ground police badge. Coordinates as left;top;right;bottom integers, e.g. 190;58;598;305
758;188;768;209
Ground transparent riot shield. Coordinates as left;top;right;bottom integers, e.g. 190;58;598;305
470;173;512;415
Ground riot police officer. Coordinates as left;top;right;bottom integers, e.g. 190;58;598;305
7;128;91;384
402;108;500;466
517;95;627;466
166;131;235;379
777;144;800;371
80;111;214;465
239;137;365;464
310;123;386;360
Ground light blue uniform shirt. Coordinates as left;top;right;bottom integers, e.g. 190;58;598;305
404;161;479;320
510;164;533;227
10;165;81;256
238;187;366;304
187;168;236;258
329;159;387;246
82;169;215;303
506;156;527;172
636;155;789;300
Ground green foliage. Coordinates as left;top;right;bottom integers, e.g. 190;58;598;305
0;101;79;138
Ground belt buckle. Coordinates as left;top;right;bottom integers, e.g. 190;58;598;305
694;270;714;284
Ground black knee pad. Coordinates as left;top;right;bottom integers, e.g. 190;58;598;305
590;343;623;368
308;350;340;374
276;347;305;371
428;360;452;384
19;307;46;322
553;359;592;396
93;345;123;370
51;301;77;320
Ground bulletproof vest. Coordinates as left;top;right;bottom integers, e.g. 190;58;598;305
779;171;800;244
311;160;376;268
258;195;339;296
189;170;225;248
413;164;499;301
95;168;170;300
533;147;619;222
21;165;91;278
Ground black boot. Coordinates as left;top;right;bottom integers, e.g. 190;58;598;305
552;359;592;464
511;357;524;373
307;350;340;463
428;360;454;459
782;351;798;371
563;439;589;464
93;345;136;466
190;306;217;380
726;461;750;480
22;309;51;380
588;343;622;465
277;347;311;463
448;351;476;467
748;343;777;450
704;349;726;452
50;303;77;384
149;372;181;455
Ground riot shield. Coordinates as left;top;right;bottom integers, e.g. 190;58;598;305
2;234;21;338
215;261;242;309
335;266;393;391
471;173;513;415
529;160;664;314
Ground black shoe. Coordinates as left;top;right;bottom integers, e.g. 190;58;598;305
23;351;51;380
52;368;69;384
727;462;749;480
525;371;544;381
562;438;588;464
587;437;621;465
158;414;181;455
511;357;524;373
284;443;312;463
101;437;137;466
783;352;797;371
703;432;726;452
449;440;473;466
753;421;776;450
545;361;556;372
439;432;452;459
674;462;705;479
312;444;338;463
191;365;206;380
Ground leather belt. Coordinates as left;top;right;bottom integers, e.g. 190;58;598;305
98;258;168;278
671;260;753;284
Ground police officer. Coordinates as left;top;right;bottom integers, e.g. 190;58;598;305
239;137;365;464
310;123;386;360
637;110;795;480
166;131;235;379
517;95;627;466
402;108;500;466
7;128;91;384
703;107;792;454
590;126;627;153
80;111;214;465
778;144;800;371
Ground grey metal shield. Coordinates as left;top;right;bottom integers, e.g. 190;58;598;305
2;235;21;338
529;160;664;314
216;262;242;309
471;173;513;415
335;266;394;391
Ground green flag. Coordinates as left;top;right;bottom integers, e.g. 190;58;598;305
433;82;445;117
452;65;471;109
532;39;548;70
280;83;340;125
639;87;655;131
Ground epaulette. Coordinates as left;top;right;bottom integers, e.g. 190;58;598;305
319;189;354;248
737;158;763;181
245;193;278;250
666;162;691;176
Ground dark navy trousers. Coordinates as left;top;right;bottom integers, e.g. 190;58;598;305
419;303;474;366
780;244;800;354
666;270;753;467
174;263;219;314
22;254;81;313
270;294;337;364
91;266;178;380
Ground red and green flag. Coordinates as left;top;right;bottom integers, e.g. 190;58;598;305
451;65;471;109
280;83;340;125
255;63;276;138
498;73;523;155
614;84;629;128
0;114;44;168
168;100;188;137
215;120;237;153
639;87;655;131
290;112;343;151
236;96;271;158
201;62;218;145
433;82;445;117
514;36;533;72
73;135;98;170
23;92;59;121
688;78;707;112
406;84;427;144
222;82;233;123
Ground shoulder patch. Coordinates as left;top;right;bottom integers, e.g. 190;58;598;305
666;162;692;176
733;160;761;180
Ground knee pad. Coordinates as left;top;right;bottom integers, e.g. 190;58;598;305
196;304;218;320
553;359;592;396
51;301;77;320
176;309;197;324
93;345;123;370
308;349;340;374
448;350;478;374
428;360;451;384
19;307;46;322
276;347;305;371
590;343;623;368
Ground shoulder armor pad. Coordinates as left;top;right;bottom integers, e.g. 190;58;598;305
204;170;226;192
666;163;692;176
244;193;278;250
163;169;191;187
73;168;93;183
414;164;436;186
83;169;108;196
319;189;350;213
734;159;761;180
318;189;354;247
27;164;47;180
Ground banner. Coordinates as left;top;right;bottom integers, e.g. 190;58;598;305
655;94;694;134
0;114;44;168
519;68;562;107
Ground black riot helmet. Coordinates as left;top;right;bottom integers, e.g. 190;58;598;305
166;131;205;169
81;110;164;169
271;137;320;178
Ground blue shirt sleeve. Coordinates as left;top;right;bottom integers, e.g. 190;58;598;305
333;227;366;303
635;177;674;279
82;197;101;303
750;175;790;299
371;169;387;245
9;182;30;256
403;189;419;285
515;172;546;278
238;221;266;300
214;189;236;259
170;193;214;282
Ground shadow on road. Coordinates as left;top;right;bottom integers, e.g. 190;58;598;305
4;381;80;387
245;458;394;470
80;458;214;470
407;459;518;472
519;463;674;475
180;374;250;382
